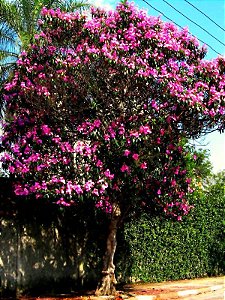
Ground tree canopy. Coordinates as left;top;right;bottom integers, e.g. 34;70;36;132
1;1;225;295
0;0;89;91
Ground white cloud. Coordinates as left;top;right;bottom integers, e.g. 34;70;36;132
88;0;116;11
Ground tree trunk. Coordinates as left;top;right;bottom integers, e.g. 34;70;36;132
95;205;121;296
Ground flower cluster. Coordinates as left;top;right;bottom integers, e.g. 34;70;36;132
1;1;225;219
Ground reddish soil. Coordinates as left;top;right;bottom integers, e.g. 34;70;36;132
13;288;173;300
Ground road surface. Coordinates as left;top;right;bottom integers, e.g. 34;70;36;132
181;289;225;300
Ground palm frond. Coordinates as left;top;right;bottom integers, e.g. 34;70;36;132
0;22;21;53
0;0;21;33
50;0;90;12
19;0;35;33
0;48;18;59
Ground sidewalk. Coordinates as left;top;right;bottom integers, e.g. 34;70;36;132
122;276;225;300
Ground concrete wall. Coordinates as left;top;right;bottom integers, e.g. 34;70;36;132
0;220;18;293
0;214;101;296
0;178;105;296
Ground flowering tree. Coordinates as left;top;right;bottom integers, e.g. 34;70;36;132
1;1;225;295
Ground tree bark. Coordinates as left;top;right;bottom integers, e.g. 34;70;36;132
95;205;121;296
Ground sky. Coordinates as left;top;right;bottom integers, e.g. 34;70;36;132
89;0;225;173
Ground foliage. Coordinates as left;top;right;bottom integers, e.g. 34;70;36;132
204;170;225;270
50;0;90;12
186;148;212;180
117;179;225;281
0;0;90;112
0;0;90;53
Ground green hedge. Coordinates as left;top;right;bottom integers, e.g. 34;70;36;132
116;185;225;282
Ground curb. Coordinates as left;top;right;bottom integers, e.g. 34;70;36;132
127;284;225;299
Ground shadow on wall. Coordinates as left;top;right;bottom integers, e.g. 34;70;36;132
0;178;107;297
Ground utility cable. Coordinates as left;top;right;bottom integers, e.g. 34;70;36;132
184;0;225;33
142;0;222;56
162;0;225;47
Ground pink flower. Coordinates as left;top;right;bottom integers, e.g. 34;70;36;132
160;128;165;136
35;193;43;199
21;165;30;173
36;139;43;144
62;157;70;164
104;134;110;141
74;184;83;194
96;160;103;168
85;164;90;172
37;164;46;171
93;119;101;127
41;182;47;190
41;124;51;135
52;136;61;143
171;179;176;187
104;169;114;180
118;126;125;135
92;188;99;196
100;181;108;191
186;178;192;184
15;161;22;168
177;146;183;153
84;145;92;156
139;125;151;134
12;143;21;154
157;189;161;195
24;146;31;154
37;19;44;26
124;149;131;156
9;166;15;173
174;167;179;175
112;183;120;191
84;180;95;191
14;185;29;196
166;149;170;155
156;137;161;144
132;153;139;161
56;198;71;206
140;162;147;169
29;182;42;192
151;100;159;110
120;164;130;172
180;169;187;175
130;130;139;137
66;181;74;194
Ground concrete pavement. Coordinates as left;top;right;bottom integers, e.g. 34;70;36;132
180;289;224;300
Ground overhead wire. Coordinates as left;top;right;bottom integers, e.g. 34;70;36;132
162;0;225;47
141;0;222;56
184;0;225;33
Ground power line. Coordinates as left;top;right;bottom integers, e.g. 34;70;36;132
162;0;225;47
184;0;225;33
141;0;222;56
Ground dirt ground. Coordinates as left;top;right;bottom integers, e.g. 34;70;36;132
4;276;224;300
13;287;172;300
1;287;172;300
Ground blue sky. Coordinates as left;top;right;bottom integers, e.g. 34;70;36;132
89;0;225;173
